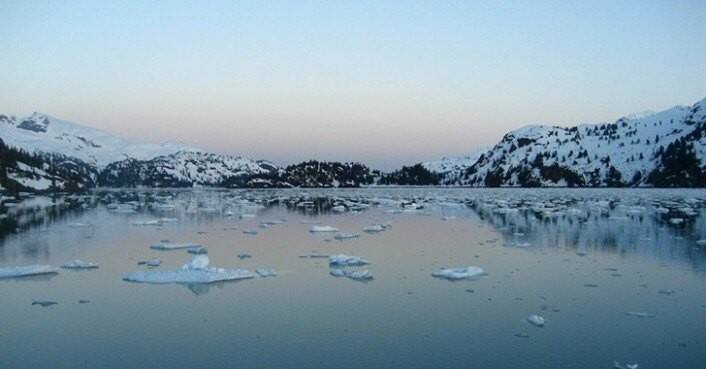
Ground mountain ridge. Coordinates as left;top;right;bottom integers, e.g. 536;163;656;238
1;97;705;192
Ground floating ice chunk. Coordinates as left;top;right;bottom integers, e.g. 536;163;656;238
310;225;339;233
159;217;178;223
240;213;257;219
256;268;278;277
124;255;254;284
187;246;208;255
0;265;59;279
61;260;99;270
331;205;346;213
330;268;373;281
300;219;321;224
68;222;91;228
441;216;456;221
150;242;202;250
132;220;162;226
363;224;385;233
669;218;684;225
334;233;360;240
329;254;369;266
432;266;486;280
696;239;706;246
527;314;545;327
138;258;162;267
242;229;258;235
613;362;639;369
624;311;654;318
32;300;58;307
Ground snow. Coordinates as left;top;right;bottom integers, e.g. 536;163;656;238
426;97;706;187
432;266;486;280
0;265;59;278
123;254;254;284
61;260;99;270
0;113;198;168
329;254;369;266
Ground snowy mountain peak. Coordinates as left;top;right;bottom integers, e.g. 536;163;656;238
0;113;200;167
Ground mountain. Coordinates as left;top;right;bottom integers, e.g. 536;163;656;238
1;97;705;192
0;113;196;168
422;148;489;185
440;98;706;187
99;151;280;188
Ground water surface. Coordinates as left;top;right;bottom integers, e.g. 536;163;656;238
1;188;705;369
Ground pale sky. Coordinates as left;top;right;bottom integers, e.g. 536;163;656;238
1;1;705;169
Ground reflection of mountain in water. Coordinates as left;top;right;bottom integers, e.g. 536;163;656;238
468;195;706;266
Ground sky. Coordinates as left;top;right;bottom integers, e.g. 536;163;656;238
1;1;705;170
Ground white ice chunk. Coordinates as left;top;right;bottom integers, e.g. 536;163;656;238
330;268;373;281
124;254;253;284
334;233;360;240
150;242;202;250
432;266;486;280
613;362;639;369
329;254;369;266
0;265;59;279
138;258;162;267
61;260;99;270
624;311;654;318
362;224;385;233
527;314;545;327
183;254;210;270
310;225;339;233
255;268;278;277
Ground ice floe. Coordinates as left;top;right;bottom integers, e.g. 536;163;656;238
124;254;254;284
334;232;360;240
61;260;99;270
527;314;545;327
137;258;162;267
329;254;369;266
330;268;373;281
150;242;202;250
255;268;278;277
432;266;486;280
0;265;59;279
310;225;339;233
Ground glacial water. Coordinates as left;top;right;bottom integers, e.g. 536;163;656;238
1;188;705;369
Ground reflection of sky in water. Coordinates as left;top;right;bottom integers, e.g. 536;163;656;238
0;188;705;369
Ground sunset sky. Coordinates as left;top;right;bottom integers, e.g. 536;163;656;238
2;0;705;169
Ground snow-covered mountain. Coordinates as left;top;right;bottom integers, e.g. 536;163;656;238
422;148;489;185
99;151;280;188
2;96;705;192
436;97;706;187
0;113;197;168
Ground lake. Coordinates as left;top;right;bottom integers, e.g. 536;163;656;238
1;188;705;369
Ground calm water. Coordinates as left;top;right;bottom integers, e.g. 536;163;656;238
1;188;706;369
